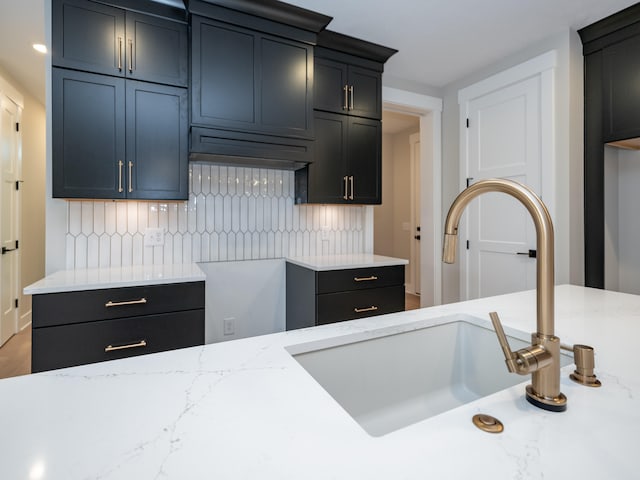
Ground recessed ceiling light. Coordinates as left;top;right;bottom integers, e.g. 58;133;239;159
33;44;47;54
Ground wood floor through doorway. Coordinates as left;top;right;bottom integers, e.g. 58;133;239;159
0;325;31;379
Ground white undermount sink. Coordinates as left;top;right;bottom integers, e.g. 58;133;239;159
290;315;572;436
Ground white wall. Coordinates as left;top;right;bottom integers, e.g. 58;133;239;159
198;259;285;343
440;30;584;303
374;126;418;268
0;67;46;330
374;133;395;256
604;146;619;291
605;147;640;295
18;90;46;329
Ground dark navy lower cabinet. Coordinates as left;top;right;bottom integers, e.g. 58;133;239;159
286;263;405;330
31;282;205;372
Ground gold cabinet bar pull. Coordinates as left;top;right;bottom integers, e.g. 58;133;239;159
343;176;348;200
105;297;147;308
349;176;354;200
354;275;378;282
118;160;124;193
128;39;133;73
343;85;349;110
354;306;378;313
128;161;133;193
349;85;354;110
105;340;147;353
118;37;123;71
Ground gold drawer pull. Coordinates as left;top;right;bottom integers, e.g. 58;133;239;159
105;297;147;308
354;306;378;313
354;276;378;282
105;340;147;353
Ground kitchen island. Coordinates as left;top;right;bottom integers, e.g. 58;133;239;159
1;285;638;479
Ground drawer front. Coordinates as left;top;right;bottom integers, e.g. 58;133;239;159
316;285;405;325
33;281;205;328
317;265;404;294
32;309;204;372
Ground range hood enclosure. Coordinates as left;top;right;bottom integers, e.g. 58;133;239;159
187;0;331;169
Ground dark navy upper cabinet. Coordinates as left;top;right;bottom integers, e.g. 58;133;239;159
602;34;640;143
52;0;189;200
191;15;313;140
579;3;640;288
296;30;395;205
124;11;188;87
314;57;382;120
52;68;126;199
295;111;380;204
125;81;189;200
53;68;188;200
52;0;188;87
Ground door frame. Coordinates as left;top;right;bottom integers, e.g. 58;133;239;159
379;87;443;307
0;75;24;346
408;131;420;295
457;50;557;300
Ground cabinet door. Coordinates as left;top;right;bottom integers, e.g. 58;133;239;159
125;12;188;87
260;35;313;138
306;111;348;203
348;66;382;119
126;81;188;200
52;68;125;199
191;16;256;128
314;57;348;114
348;116;381;204
52;0;125;77
603;35;640;142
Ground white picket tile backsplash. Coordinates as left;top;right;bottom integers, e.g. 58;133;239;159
65;165;366;268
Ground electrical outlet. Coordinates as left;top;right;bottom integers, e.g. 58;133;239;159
223;317;235;336
321;225;330;241
144;228;165;247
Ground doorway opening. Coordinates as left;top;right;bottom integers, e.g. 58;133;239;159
374;111;420;309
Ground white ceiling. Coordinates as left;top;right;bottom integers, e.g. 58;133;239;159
286;0;638;88
0;0;638;106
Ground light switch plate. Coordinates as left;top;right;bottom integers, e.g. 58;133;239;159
144;228;165;247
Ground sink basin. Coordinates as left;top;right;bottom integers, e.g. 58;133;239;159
291;316;571;436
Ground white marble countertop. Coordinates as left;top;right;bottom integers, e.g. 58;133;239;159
286;253;408;271
23;263;206;295
1;285;639;479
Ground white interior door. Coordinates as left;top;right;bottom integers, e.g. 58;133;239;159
409;132;421;296
462;75;543;300
0;94;20;346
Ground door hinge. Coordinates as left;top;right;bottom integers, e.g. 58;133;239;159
466;177;474;188
466;240;470;250
15;180;23;190
15;299;18;309
15;122;19;132
466;118;469;128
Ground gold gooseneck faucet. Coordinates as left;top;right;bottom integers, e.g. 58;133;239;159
443;178;567;412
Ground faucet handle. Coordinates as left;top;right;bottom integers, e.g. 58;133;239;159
489;312;519;373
